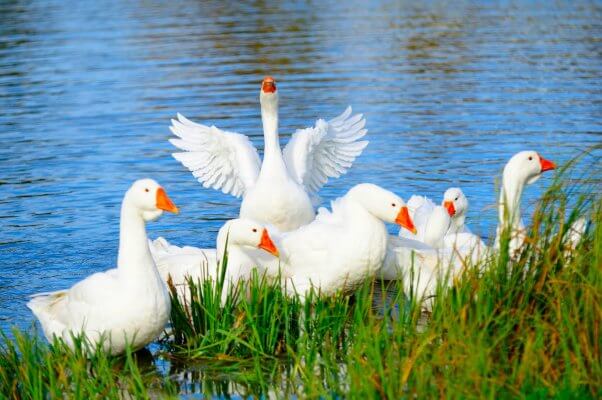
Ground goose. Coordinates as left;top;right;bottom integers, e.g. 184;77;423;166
442;188;470;234
27;179;179;354
235;183;417;298
169;76;368;232
150;218;280;305
381;151;556;301
495;150;556;254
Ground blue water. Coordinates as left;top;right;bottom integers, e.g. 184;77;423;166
0;0;600;342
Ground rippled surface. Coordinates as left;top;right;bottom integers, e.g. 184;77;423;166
0;0;600;342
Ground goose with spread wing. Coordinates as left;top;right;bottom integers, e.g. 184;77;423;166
169;76;368;232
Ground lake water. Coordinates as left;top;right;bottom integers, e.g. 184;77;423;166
0;0;600;393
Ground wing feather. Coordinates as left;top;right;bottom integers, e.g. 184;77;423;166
169;114;261;198
283;106;368;196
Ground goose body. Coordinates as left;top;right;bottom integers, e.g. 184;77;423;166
170;77;368;232
27;180;179;354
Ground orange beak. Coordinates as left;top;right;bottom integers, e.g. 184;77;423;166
443;200;456;217
395;206;416;234
156;187;179;214
261;76;276;93
539;155;556;172
258;228;279;257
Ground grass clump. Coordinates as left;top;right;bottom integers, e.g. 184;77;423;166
0;330;176;399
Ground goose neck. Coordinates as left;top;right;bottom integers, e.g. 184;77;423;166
341;196;379;226
498;175;524;232
117;201;155;275
260;96;286;173
451;214;466;232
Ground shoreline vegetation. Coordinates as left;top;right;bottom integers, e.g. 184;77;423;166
1;157;600;399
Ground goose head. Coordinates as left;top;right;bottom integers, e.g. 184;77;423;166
125;179;179;221
346;183;416;234
260;76;278;109
503;151;556;188
442;187;467;218
218;218;280;257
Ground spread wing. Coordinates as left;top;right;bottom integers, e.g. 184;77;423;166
169;113;262;198
283;106;368;197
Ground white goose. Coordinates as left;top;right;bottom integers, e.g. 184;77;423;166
495;150;555;254
442;187;470;234
381;151;556;300
170;76;368;232
239;184;417;298
27;179;179;354
150;218;280;305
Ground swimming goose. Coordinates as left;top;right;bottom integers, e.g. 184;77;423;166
170;76;368;232
150;218;280;305
27;179;179;354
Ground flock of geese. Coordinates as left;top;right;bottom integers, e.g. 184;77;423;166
28;77;571;355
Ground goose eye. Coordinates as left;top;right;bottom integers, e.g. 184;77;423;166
252;228;257;233
391;203;396;207
144;188;149;192
455;197;459;201
528;156;533;161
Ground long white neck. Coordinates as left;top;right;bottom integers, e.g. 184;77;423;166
117;200;156;278
495;172;527;254
424;207;451;248
259;94;287;175
498;173;524;233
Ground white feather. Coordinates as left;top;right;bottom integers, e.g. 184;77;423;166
283;106;368;196
170;113;261;198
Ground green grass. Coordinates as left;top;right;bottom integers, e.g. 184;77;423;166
0;330;177;399
1;158;600;398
